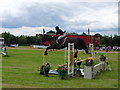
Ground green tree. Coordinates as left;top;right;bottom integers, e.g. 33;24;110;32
18;35;27;45
102;35;114;46
67;32;78;35
2;32;18;45
81;32;87;35
94;33;102;39
112;35;120;46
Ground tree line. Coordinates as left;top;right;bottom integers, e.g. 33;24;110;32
1;32;120;47
1;32;41;46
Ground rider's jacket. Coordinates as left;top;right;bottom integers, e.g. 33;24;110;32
56;29;64;35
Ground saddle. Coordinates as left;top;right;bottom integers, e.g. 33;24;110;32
56;37;67;45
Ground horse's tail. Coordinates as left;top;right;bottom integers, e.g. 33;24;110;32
84;47;89;54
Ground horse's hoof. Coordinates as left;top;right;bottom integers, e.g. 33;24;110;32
44;52;48;55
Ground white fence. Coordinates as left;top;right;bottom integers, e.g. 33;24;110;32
84;61;106;79
33;45;47;49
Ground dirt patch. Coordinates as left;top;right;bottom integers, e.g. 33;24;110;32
7;47;43;50
7;47;119;53
97;51;119;53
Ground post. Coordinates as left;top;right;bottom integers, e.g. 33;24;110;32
68;43;74;76
84;43;94;79
88;28;90;35
64;47;67;64
0;37;3;89
84;66;93;79
89;43;94;58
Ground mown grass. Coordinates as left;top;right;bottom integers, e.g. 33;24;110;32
2;47;118;88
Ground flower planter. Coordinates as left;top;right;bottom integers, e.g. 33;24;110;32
100;55;106;61
85;57;94;66
57;64;68;79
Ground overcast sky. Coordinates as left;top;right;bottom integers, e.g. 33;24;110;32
0;0;118;36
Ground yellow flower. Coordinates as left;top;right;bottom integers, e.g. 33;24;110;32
85;57;94;61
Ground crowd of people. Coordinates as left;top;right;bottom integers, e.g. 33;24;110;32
94;46;120;51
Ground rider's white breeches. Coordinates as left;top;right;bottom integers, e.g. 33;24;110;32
58;33;66;40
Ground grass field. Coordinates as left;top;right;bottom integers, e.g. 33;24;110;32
2;47;118;88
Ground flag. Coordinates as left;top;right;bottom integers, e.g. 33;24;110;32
88;28;90;35
43;28;45;34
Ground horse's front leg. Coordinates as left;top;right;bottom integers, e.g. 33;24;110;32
44;46;53;55
44;48;49;55
84;47;90;54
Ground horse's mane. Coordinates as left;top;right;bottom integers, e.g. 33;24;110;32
44;35;57;42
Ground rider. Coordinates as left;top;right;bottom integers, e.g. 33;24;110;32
54;26;66;40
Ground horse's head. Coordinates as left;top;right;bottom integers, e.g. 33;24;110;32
40;34;55;45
